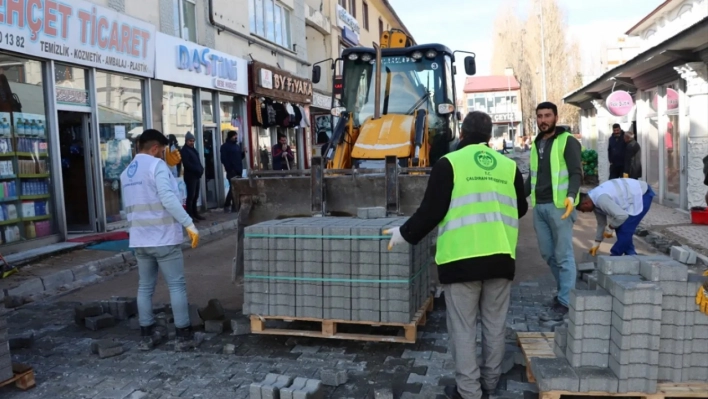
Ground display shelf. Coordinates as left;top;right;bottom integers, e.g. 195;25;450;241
15;152;48;158
19;194;50;200
0;174;16;180
21;215;50;222
18;174;49;178
0;218;20;226
0;197;18;203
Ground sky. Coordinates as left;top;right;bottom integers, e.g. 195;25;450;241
388;0;664;92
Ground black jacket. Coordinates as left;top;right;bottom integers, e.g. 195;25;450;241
624;139;642;179
399;139;528;284
608;132;627;165
220;141;244;174
180;145;204;180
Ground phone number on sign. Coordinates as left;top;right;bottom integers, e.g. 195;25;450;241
0;32;26;48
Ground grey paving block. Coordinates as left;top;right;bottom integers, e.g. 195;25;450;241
612;298;662;321
577;262;595;272
607;277;662;306
670;246;697;264
280;377;308;399
528;357;579;392
569;308;611;326
662;295;689;311
611;312;660;335
597;255;640;275
566;347;609;368
638;257;688;282
320;369;347;386
609;341;658;365
566;335;610;355
567;319;610;340
609;355;658;380
554;326;567;349
262;374;295;399
684;366;708;383
617;378;657;394
576;367;619;393
569;289;612;311
610;328;659;351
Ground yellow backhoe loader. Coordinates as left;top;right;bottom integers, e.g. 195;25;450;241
229;30;476;280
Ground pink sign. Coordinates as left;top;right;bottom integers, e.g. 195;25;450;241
651;88;679;111
606;90;634;117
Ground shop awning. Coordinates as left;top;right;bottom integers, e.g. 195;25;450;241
564;17;708;106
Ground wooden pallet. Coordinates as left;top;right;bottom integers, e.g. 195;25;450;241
250;296;434;343
518;332;708;399
0;363;35;391
516;332;556;383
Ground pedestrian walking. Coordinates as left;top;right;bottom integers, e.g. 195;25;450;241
622;131;641;179
525;102;582;322
577;178;655;256
220;130;244;213
180;132;205;221
385;111;528;399
608;123;627;179
120;129;200;352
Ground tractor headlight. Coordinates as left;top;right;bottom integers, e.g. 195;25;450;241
425;50;437;59
361;54;372;62
347;53;359;61
411;51;423;60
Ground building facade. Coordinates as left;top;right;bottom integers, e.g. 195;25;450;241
462;75;524;148
565;0;708;211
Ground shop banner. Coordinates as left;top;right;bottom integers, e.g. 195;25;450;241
606;90;634;117
154;32;248;96
0;0;155;77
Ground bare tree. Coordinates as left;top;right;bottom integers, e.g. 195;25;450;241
490;0;582;135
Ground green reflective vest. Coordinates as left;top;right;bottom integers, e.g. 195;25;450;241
529;132;580;208
436;144;519;265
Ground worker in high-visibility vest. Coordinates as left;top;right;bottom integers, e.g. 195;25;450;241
525;102;583;322
385;112;528;399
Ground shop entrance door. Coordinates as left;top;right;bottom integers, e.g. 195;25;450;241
58;111;99;232
202;126;218;209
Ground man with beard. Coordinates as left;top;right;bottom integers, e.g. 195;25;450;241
525;102;582;322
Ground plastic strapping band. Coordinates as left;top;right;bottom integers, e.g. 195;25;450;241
244;265;427;284
244;234;390;240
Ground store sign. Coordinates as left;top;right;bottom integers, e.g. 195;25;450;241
490;112;516;123
154;32;248;95
336;5;360;43
651;88;679;111
606;90;634;117
342;27;358;46
251;61;312;104
0;0;155;77
312;92;332;109
56;87;89;106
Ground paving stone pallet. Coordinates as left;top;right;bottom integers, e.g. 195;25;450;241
519;254;708;398
243;216;434;329
0;363;35;391
250;295;433;343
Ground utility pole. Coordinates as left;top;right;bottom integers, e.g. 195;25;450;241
539;0;548;101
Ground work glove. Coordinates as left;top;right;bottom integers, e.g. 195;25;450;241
603;228;614;239
696;269;708;315
186;224;199;248
622;173;629;178
561;197;574;220
383;227;406;250
589;243;600;256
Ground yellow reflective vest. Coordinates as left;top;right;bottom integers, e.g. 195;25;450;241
529;132;580;208
436;144;519;265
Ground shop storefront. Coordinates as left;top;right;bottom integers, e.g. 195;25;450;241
249;62;313;171
0;0;155;251
565;17;708;210
490;112;523;150
153;32;249;210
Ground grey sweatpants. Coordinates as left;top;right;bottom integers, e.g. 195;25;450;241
444;279;512;399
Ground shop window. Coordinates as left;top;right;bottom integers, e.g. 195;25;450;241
338;0;346;8
174;0;197;43
163;85;195;150
0;54;55;244
348;0;356;18
96;71;144;224
55;64;89;106
250;0;292;49
362;2;369;30
176;103;193;126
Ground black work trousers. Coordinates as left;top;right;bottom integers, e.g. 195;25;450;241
185;177;200;217
223;170;241;211
609;164;624;179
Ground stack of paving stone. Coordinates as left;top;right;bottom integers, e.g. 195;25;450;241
0;317;12;382
249;373;323;399
243;215;433;324
533;254;708;395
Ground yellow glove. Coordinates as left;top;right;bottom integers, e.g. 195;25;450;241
383;227;406;250
589;246;599;256
622;173;629;178
697;284;708;315
561;197;574;220
603;230;614;239
186;224;199;248
165;148;182;167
